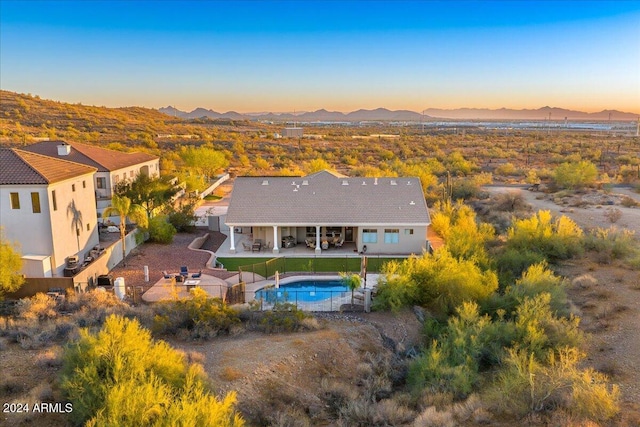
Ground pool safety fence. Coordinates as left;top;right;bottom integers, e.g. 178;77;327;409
255;289;369;312
235;255;403;285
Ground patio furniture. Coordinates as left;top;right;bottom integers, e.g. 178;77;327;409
180;266;189;278
162;271;172;279
281;236;296;248
252;240;262;252
334;238;345;248
321;240;329;250
191;270;202;278
184;279;200;291
263;241;273;252
242;242;251;251
175;274;184;283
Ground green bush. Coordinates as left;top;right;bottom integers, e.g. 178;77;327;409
148;215;177;243
408;302;516;397
489;347;619;422
553;160;598;189
61;314;244;426
239;302;315;333
374;250;498;315
506;210;584;262
583;227;639;264
506;262;568;316
152;288;241;339
496;247;546;288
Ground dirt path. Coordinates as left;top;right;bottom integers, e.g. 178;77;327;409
486;185;640;421
485;186;640;234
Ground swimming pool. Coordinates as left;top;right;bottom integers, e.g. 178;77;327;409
255;279;349;303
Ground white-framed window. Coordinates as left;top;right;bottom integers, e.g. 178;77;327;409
362;229;378;243
96;177;106;189
384;229;400;244
404;228;414;235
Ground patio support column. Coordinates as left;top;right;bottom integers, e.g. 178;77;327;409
315;225;321;254
229;226;236;253
272;225;279;253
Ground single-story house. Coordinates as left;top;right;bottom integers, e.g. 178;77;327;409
225;170;431;255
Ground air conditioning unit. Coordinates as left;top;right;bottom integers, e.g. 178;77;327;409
66;256;79;267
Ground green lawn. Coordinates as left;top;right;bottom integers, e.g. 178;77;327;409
216;256;406;276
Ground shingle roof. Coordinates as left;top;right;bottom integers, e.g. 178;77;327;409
226;170;431;226
22;141;158;172
0;148;96;185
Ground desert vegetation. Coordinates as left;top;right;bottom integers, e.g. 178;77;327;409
1;90;640;425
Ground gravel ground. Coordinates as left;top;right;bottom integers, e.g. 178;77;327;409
110;229;233;294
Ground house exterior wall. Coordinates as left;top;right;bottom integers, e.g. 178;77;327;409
49;174;100;276
96;159;160;222
0;171;99;277
356;225;427;254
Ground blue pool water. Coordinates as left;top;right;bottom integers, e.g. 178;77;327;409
255;280;349;303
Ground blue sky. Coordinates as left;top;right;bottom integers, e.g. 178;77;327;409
1;1;639;113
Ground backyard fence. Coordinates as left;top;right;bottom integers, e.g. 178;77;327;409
233;254;405;285
255;289;354;312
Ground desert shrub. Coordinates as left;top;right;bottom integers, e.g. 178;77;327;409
553;160;598;189
604;207;622;223
256;302;311;333
61;314;243;426
147;215;177;243
493;192;528;212
16;293;57;321
513;293;583;359
408;302;515;397
583;227;639;264
620;195;639;207
374;250;498;315
505;262;568;316
506;210;584;262
64;289;131;327
152;288;240;339
488;347;619;422
495;247;546;287
430;200;494;267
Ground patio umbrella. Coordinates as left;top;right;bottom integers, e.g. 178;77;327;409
275;270;280;288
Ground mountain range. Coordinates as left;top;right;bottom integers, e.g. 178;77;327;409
159;106;639;122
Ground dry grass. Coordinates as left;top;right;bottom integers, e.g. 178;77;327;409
219;366;244;382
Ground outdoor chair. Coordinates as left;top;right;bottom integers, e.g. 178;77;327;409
162;271;172;279
334;238;345;248
263;241;272;252
180;266;189;277
242;242;251;251
191;270;202;278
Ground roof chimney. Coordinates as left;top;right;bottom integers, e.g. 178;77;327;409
57;143;71;156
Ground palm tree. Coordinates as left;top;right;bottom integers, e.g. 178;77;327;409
341;273;362;307
103;195;148;266
66;199;83;253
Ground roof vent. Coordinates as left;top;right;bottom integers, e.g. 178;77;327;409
409;201;416;205
342;180;349;186
391;180;397;186
407;181;412;185
262;180;269;186
293;187;298;192
57;143;71;156
291;181;296;185
362;181;366;185
302;180;309;186
374;177;378;185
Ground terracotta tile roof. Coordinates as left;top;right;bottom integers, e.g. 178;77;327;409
22;140;158;172
0;148;96;185
226;170;431;226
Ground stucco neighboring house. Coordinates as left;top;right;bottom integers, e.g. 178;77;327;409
21;141;159;222
0;148;99;277
225;170;431;255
